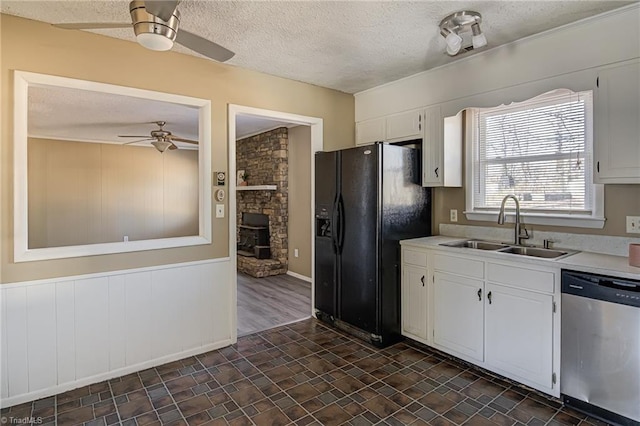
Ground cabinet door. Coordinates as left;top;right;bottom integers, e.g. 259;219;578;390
386;110;423;142
401;265;428;341
485;283;554;389
422;105;443;186
433;272;484;362
594;61;640;183
356;118;385;146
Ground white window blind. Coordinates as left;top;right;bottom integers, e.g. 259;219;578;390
472;90;593;215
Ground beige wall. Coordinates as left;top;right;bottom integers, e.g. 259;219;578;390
1;14;354;283
28;138;198;248
287;125;312;278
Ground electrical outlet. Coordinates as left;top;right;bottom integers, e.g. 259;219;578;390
215;204;225;218
123;235;128;242
627;216;640;233
294;248;299;258
450;209;458;222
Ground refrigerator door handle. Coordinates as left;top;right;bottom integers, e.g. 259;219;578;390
331;195;339;254
337;195;346;253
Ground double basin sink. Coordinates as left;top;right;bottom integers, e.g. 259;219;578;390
440;239;576;260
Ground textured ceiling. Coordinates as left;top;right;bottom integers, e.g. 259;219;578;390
5;1;635;141
1;0;634;94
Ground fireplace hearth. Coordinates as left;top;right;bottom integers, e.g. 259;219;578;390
238;213;271;259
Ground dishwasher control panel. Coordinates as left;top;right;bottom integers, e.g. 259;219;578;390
562;270;640;308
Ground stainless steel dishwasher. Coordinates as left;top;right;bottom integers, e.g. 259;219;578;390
561;270;640;426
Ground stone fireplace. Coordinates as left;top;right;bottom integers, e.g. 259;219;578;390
236;127;288;277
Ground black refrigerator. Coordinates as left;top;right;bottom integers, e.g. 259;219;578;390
314;143;431;347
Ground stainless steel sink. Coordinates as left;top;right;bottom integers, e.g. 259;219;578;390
498;246;570;259
440;239;577;260
440;239;510;250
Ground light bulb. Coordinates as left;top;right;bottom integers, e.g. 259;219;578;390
445;32;462;56
471;23;487;49
472;32;487;48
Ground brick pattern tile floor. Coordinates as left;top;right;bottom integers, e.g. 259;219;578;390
0;319;610;426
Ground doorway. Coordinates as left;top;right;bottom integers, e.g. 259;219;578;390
228;105;323;339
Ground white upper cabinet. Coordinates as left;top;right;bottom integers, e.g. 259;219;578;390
594;60;640;184
386;110;423;142
356;109;423;146
355;117;385;146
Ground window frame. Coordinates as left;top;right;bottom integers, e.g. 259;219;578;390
464;89;605;229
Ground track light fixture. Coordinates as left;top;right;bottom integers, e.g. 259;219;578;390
439;11;487;56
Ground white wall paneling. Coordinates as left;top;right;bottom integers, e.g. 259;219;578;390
0;258;232;408
26;284;57;392
5;287;29;398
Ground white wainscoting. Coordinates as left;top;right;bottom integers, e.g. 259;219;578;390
0;258;232;408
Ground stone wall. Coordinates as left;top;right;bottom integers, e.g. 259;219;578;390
236;127;288;277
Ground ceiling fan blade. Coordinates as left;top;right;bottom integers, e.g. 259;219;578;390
54;23;131;30
144;1;181;22
118;135;152;138
175;30;235;62
169;136;198;144
123;138;153;145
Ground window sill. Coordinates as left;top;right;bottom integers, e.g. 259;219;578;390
463;211;606;229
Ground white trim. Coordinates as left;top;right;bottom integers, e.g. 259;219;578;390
228;104;323;343
0;257;230;287
13;71;212;262
286;270;312;283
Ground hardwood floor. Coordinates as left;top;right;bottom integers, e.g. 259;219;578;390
237;272;311;336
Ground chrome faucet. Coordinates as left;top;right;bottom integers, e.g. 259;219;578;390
497;194;529;246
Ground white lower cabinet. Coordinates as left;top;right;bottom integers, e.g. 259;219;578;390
400;244;559;397
484;283;554;389
433;272;484;362
402;265;428;341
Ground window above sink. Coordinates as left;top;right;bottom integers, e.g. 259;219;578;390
464;89;605;229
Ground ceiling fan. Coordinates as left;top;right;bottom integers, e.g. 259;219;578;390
119;121;198;152
53;0;235;62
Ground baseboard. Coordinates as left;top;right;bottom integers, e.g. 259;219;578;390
0;339;232;409
286;270;312;282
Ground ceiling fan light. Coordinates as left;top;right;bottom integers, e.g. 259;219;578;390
151;140;173;153
136;33;174;51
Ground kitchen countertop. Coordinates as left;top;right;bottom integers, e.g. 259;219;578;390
401;236;640;280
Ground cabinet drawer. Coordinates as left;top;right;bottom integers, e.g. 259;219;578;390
434;254;483;279
403;249;427;267
487;263;554;293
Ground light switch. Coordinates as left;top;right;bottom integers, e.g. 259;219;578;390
216;204;225;218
